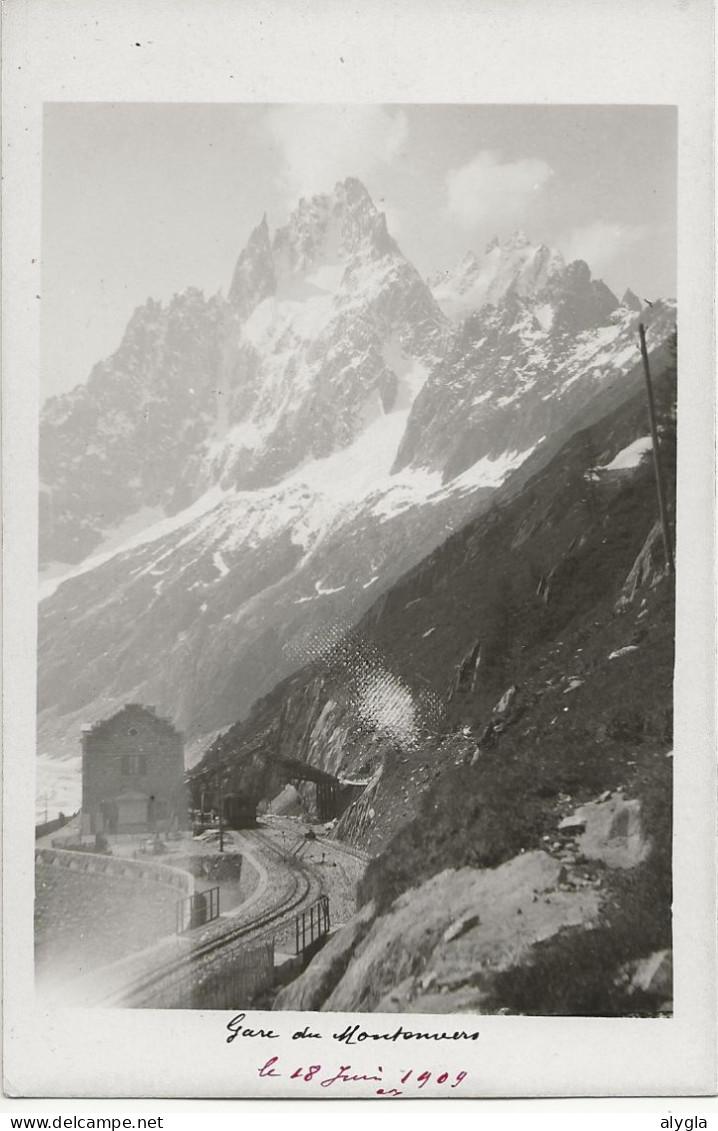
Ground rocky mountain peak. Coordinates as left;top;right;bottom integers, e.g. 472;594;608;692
228;178;401;319
505;228;531;250
270;176;398;282
334;175;374;205
621;288;643;313
228;213;275;316
37;166;676;820
540;260;619;333
430;232;566;322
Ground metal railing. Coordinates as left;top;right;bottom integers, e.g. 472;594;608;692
294;894;330;955
176;886;220;933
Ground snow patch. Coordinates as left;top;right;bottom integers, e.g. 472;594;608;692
38;503;186;601
213;551;230;578
534;303;555;332
444;446;535;493
472;391;492;407
305;264;346;293
381;337;431;409
601;436;653;472
608;645;639;660
315;580;346;596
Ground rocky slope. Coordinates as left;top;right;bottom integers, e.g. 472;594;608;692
194;347;676;790
399;263;673;483
38;177;675;817
40;288;227;565
274;791;669;1015
40;178;447;570
429;232;566;322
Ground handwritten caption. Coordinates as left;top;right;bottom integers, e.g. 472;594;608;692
225;1012;479;1098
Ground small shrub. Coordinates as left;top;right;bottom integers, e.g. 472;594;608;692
607;706;645;743
358;761;544;912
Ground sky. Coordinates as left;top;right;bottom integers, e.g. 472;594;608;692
42;103;676;401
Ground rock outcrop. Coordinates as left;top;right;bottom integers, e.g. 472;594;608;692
615;519;669;609
276;786;664;1015
567;793;650;870
275;850;601;1014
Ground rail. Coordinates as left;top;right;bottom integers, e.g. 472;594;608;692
95;826;321;1008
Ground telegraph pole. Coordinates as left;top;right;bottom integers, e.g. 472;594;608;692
638;322;675;577
217;756;225;853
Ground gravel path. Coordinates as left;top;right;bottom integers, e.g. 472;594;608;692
251;817;367;930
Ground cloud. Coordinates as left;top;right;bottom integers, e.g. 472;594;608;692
559;221;646;275
444;150;553;229
267;105;408;201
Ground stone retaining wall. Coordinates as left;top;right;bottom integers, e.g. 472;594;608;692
35;846;194;895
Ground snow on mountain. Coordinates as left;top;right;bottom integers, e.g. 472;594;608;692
40;179;452;578
397;262;675;483
37;408;494;799
429;232;565;323
202;177;448;496
600;435;653;471
40;288;228;566
36;179;676;812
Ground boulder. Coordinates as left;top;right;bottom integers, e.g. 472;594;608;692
628;949;672;998
570;793;649;869
563;678;585;693
615;520;668;610
558;813;587;834
493;685;518;716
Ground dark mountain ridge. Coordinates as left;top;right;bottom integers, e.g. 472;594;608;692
257;347;676;1015
198;344;677;824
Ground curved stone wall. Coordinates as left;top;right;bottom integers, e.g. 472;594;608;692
35;847;194;986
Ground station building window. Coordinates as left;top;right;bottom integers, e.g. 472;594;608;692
121;753;147;776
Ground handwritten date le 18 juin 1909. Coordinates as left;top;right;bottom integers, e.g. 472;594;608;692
257;1056;467;1097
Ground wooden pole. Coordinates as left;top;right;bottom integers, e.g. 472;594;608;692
638;323;675;576
217;759;225;853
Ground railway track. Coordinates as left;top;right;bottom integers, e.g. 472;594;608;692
96;826;323;1009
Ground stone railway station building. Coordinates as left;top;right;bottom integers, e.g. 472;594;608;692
81;704;188;836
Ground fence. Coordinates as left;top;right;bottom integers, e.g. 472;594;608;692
294;894;330;955
176;886;220;933
190;941;276;1009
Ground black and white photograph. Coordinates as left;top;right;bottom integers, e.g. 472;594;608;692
2;0;715;1104
34;102;680;1017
